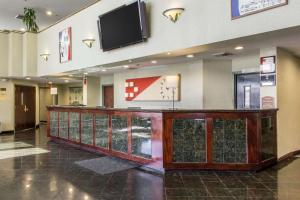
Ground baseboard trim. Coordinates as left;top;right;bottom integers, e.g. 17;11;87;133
278;150;300;162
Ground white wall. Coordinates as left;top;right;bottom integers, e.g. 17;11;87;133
23;33;37;77
203;60;234;109
114;60;203;109
232;52;260;73
37;0;300;76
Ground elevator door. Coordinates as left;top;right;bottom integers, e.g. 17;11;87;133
235;73;260;109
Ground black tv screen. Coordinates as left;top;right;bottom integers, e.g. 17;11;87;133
98;1;149;51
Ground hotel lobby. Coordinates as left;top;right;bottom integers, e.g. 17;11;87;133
1;0;300;199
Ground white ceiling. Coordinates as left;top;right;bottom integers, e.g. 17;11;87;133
0;0;99;31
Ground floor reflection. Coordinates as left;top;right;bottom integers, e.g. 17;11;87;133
0;125;299;199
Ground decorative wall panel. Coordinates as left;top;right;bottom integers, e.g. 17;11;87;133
173;119;206;163
95;114;109;149
112;116;128;153
81;113;93;145
131;116;152;159
213;119;247;163
50;112;58;137
261;117;276;160
69;112;80;142
59;112;68;139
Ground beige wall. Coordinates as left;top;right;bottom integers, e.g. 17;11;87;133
277;49;300;157
23;33;37;77
8;33;23;76
203;59;234;109
0;80;14;131
39;88;52;122
0;33;8;76
0;80;39;132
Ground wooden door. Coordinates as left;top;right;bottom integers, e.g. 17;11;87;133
15;85;36;131
103;85;114;108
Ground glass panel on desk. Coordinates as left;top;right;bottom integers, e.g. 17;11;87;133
261;117;276;160
69;112;80;142
81;113;93;145
59;112;68;139
95;114;109;149
131;116;152;159
112;116;128;153
173;119;206;163
213;119;247;163
50;111;58;137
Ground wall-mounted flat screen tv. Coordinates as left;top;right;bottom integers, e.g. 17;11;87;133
97;0;149;51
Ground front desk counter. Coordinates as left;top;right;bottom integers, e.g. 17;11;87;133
47;106;278;173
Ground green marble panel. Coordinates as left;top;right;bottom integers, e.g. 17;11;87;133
131;116;152;159
69;112;80;142
50;111;58;137
213;119;247;164
95;114;109;149
81;113;93;145
261;117;276;160
173;119;206;163
112;116;128;153
59;112;68;139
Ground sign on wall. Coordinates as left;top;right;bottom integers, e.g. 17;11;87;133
59;27;72;63
231;0;288;19
125;75;180;101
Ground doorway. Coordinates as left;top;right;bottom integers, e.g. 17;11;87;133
235;73;260;109
103;85;114;108
15;85;36;131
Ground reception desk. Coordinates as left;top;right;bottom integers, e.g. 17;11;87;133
47;106;277;172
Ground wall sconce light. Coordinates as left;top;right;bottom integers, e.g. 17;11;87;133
82;39;95;48
40;53;50;61
163;8;185;23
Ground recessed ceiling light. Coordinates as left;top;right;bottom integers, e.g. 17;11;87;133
84;72;88;75
186;54;194;58
20;28;26;32
65;80;69;83
167;52;171;55
235;46;244;50
128;60;133;63
68;74;73;77
46;11;53;16
48;81;53;84
26;77;31;80
1;78;7;82
151;60;157;64
102;69;107;72
123;65;129;68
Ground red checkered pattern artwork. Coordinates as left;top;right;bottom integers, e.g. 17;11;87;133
125;75;180;101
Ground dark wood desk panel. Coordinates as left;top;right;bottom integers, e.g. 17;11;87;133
47;106;277;172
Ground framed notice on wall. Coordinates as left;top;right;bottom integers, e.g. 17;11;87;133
260;56;276;74
59;27;72;63
231;0;288;19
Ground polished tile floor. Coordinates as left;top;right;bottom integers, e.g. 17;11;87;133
0;125;299;200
